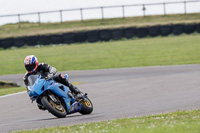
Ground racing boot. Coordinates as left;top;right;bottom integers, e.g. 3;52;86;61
54;74;81;94
64;81;83;99
68;84;81;94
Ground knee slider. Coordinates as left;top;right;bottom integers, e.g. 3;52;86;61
59;74;66;80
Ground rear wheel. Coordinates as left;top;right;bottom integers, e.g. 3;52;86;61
41;94;66;118
79;97;93;115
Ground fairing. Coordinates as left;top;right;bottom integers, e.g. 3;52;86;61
27;74;81;114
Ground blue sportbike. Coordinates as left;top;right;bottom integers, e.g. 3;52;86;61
27;74;93;118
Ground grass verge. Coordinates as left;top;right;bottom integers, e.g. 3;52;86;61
0;80;20;88
13;109;200;133
0;87;26;96
0;13;200;38
0;33;200;75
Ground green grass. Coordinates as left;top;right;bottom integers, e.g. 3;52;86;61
0;13;200;38
13;109;200;133
0;33;200;75
0;87;26;96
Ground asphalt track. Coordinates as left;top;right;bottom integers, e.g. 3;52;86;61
0;65;200;133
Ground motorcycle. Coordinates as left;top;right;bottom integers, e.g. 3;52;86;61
27;74;93;118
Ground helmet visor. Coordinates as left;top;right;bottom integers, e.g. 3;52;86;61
25;64;36;72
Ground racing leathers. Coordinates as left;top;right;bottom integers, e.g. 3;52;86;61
23;63;80;95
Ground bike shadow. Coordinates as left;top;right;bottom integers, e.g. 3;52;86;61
32;113;102;121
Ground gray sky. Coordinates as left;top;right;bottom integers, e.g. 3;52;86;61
0;0;198;25
0;0;196;15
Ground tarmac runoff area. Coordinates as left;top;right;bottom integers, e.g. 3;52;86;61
0;64;200;132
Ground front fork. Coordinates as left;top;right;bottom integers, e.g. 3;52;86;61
63;91;82;114
66;93;88;114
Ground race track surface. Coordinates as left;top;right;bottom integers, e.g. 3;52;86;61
0;65;200;132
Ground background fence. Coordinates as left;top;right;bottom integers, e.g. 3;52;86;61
0;23;200;49
0;1;200;27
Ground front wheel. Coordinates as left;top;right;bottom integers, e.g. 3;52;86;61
41;95;67;118
79;97;93;115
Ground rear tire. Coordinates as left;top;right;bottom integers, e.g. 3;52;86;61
79;98;93;115
41;95;67;118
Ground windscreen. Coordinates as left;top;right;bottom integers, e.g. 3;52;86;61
28;75;39;86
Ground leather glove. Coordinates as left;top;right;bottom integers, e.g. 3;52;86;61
45;73;54;80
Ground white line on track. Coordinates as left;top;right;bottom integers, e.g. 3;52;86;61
0;91;26;98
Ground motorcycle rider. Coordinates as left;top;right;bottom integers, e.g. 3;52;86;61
23;55;82;110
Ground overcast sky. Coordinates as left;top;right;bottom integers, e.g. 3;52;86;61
0;0;197;15
0;0;198;25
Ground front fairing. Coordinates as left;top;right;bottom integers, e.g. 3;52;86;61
27;74;81;114
28;75;45;96
27;75;66;98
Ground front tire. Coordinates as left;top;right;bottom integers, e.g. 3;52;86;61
41;95;67;118
79;97;93;115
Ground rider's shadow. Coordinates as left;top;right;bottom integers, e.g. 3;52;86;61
32;112;102;121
